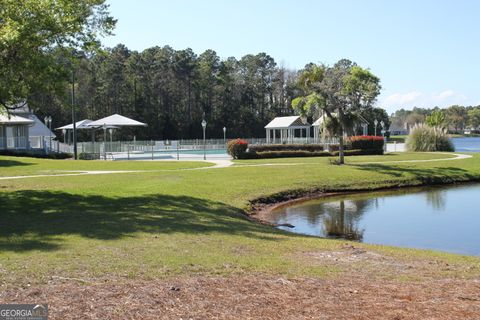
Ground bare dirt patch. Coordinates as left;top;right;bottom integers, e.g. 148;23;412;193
2;273;480;319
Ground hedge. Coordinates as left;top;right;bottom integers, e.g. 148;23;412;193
248;144;324;153
347;135;384;150
330;149;384;156
252;150;330;159
241;148;383;159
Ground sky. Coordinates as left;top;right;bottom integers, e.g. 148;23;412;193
102;0;480;114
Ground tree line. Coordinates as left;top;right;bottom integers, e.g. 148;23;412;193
28;45;300;140
390;105;480;134
28;45;391;141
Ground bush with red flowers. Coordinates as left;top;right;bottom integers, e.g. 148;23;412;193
347;135;384;150
227;139;248;159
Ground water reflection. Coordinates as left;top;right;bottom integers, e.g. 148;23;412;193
273;197;373;240
321;200;368;240
269;184;480;256
424;189;446;211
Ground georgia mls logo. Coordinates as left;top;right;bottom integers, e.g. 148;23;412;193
0;304;48;320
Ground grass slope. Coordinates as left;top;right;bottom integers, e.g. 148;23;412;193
1;152;480;289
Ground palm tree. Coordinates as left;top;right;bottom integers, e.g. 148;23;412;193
292;60;381;164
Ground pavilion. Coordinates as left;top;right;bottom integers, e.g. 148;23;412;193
265;116;311;144
56;119;93;144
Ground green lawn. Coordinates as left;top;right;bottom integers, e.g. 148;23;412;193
1;152;480;288
0;156;212;177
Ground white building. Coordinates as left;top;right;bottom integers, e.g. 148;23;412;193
265;116;311;144
0;104;56;150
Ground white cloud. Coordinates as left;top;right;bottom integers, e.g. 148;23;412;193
382;91;423;106
434;90;455;100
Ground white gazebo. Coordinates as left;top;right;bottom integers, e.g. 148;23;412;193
56;119;93;144
87;114;147;129
265;116;311;144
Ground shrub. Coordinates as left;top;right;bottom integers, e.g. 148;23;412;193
78;153;101;160
330;149;383;156
227;139;248;159
347;135;384;150
254;150;330;159
248;144;324;153
406;124;454;152
327;144;347;152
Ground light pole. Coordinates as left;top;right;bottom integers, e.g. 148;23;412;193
223;127;226;145
374;119;378;136
201;119;207;160
71;70;78;160
103;123;107;160
44;116;52;153
380;121;386;152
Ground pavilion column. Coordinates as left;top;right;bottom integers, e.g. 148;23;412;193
0;126;6;150
25;125;30;149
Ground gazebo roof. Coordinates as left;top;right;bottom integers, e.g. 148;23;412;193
88;114;147;128
265;116;310;129
0;114;35;125
56;119;93;130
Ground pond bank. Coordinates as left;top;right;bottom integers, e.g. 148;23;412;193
247;178;480;231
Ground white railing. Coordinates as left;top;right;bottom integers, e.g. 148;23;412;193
1;135;341;157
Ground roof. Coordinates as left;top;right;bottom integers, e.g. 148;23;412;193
88;114;147;128
264;116;310;129
27;114;57;138
0;114;35;125
56;119;93;130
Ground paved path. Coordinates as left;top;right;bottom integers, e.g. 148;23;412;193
0;153;473;180
357;153;472;165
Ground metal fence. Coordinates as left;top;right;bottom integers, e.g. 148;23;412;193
1;135;340;160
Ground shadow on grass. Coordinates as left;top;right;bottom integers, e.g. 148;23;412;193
351;163;476;180
0;191;282;252
0;159;34;168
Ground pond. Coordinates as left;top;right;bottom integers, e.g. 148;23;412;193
269;184;480;256
452;137;480;152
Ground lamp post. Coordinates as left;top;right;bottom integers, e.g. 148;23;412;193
71;70;78;160
103;123;107;160
223;127;226;145
380;121;386;152
201;119;207;160
374;119;378;136
44;116;52;153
